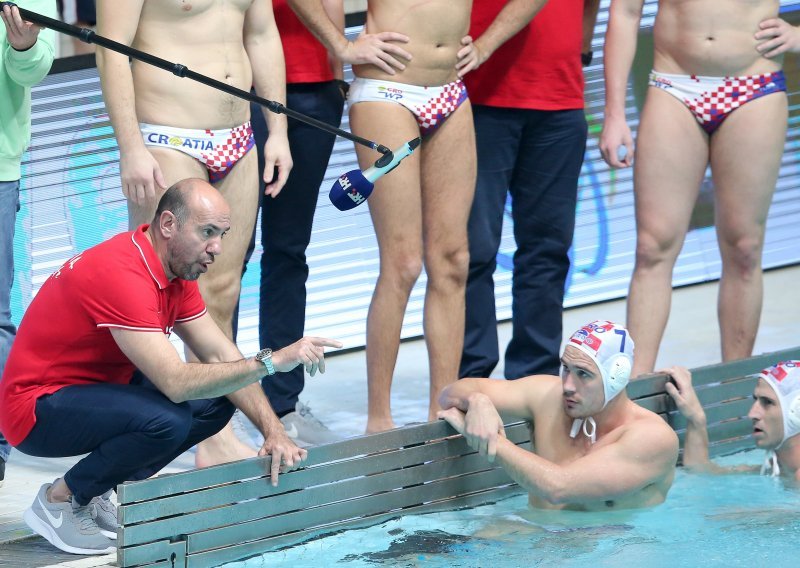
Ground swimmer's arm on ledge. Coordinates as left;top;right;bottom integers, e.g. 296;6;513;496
492;422;678;505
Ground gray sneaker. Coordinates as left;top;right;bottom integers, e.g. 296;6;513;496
91;490;118;539
23;482;115;555
280;401;341;447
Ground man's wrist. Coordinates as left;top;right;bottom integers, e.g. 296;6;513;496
255;348;276;375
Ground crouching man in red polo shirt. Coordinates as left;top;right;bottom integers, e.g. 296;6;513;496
0;178;341;556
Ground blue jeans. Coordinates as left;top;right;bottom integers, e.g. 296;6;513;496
241;81;344;416
16;373;234;505
460;106;587;379
0;180;20;462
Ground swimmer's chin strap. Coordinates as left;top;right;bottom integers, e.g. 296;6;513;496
570;417;597;444
761;450;780;477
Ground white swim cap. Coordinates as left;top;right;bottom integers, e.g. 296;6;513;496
567;320;635;409
759;360;800;448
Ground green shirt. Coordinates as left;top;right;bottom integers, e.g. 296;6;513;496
0;0;56;181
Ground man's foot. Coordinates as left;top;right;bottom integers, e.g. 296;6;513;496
24;482;115;555
91;490;118;539
195;422;257;468
280;402;342;447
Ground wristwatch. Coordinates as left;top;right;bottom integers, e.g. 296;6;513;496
255;348;276;376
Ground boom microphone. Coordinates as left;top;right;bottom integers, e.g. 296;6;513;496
329;137;422;211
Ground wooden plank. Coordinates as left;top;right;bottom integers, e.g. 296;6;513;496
119;420;526;504
185;486;523;568
187;467;514;554
118;539;186;568
634;376;756;416
676;417;752;445
667;397;753;431
120;425;531;526
123;444;518;547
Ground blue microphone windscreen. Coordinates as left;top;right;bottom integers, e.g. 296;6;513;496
329;170;374;211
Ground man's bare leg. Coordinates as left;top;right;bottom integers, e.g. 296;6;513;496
350;102;423;433
627;89;710;377
420;102;475;419
710;93;787;361
194;149;261;467
125;147;196;228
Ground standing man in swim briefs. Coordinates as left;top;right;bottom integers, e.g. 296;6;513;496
456;0;592;383
96;0;293;466
439;321;678;510
289;0;477;432
666;362;800;480
0;0;56;488
600;0;799;377
0;180;341;555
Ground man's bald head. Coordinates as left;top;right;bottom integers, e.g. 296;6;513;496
153;178;229;228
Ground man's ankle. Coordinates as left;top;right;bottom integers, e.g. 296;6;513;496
47;479;73;503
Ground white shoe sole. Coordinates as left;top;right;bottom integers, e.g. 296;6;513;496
100;528;117;539
23;507;116;555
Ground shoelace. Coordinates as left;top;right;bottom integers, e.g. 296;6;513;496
72;502;99;533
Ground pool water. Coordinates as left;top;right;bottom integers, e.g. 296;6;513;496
225;450;800;568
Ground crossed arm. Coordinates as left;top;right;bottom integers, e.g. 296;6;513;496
439;376;678;505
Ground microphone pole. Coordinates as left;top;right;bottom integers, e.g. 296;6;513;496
1;2;394;162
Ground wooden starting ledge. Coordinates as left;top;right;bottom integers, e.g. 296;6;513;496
117;346;800;568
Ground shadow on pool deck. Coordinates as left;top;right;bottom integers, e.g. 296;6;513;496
1;265;798;567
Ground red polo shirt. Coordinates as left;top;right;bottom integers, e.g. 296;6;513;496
464;0;584;110
274;0;333;84
0;226;206;446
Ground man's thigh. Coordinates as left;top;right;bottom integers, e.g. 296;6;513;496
17;383;190;458
633;88;710;240
421;100;477;246
710;92;787;236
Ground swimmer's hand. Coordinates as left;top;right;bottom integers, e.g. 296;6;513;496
120;147;167;207
755;18;800;58
263;132;293;197
1;4;42;51
439;393;506;463
599;114;634;169
271;336;343;377
663;366;706;426
340;31;412;75
259;429;308;487
456;35;485;78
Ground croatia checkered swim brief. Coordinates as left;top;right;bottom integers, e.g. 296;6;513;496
348;77;468;136
140;121;255;182
648;70;786;134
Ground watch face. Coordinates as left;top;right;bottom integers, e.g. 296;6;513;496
257;348;272;361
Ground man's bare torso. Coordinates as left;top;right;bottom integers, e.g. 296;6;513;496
653;0;781;76
528;379;675;511
132;0;254;129
355;0;472;86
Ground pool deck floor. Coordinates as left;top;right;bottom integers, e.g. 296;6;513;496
1;265;799;567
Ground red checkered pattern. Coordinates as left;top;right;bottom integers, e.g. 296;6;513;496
684;72;784;134
415;80;468;135
202;122;255;182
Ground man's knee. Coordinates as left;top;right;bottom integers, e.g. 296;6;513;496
634;230;680;270
383;253;424;290
202;271;242;316
721;234;763;277
427;243;470;288
146;403;194;448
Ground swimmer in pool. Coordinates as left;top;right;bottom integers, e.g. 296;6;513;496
666;361;800;480
438;320;679;511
